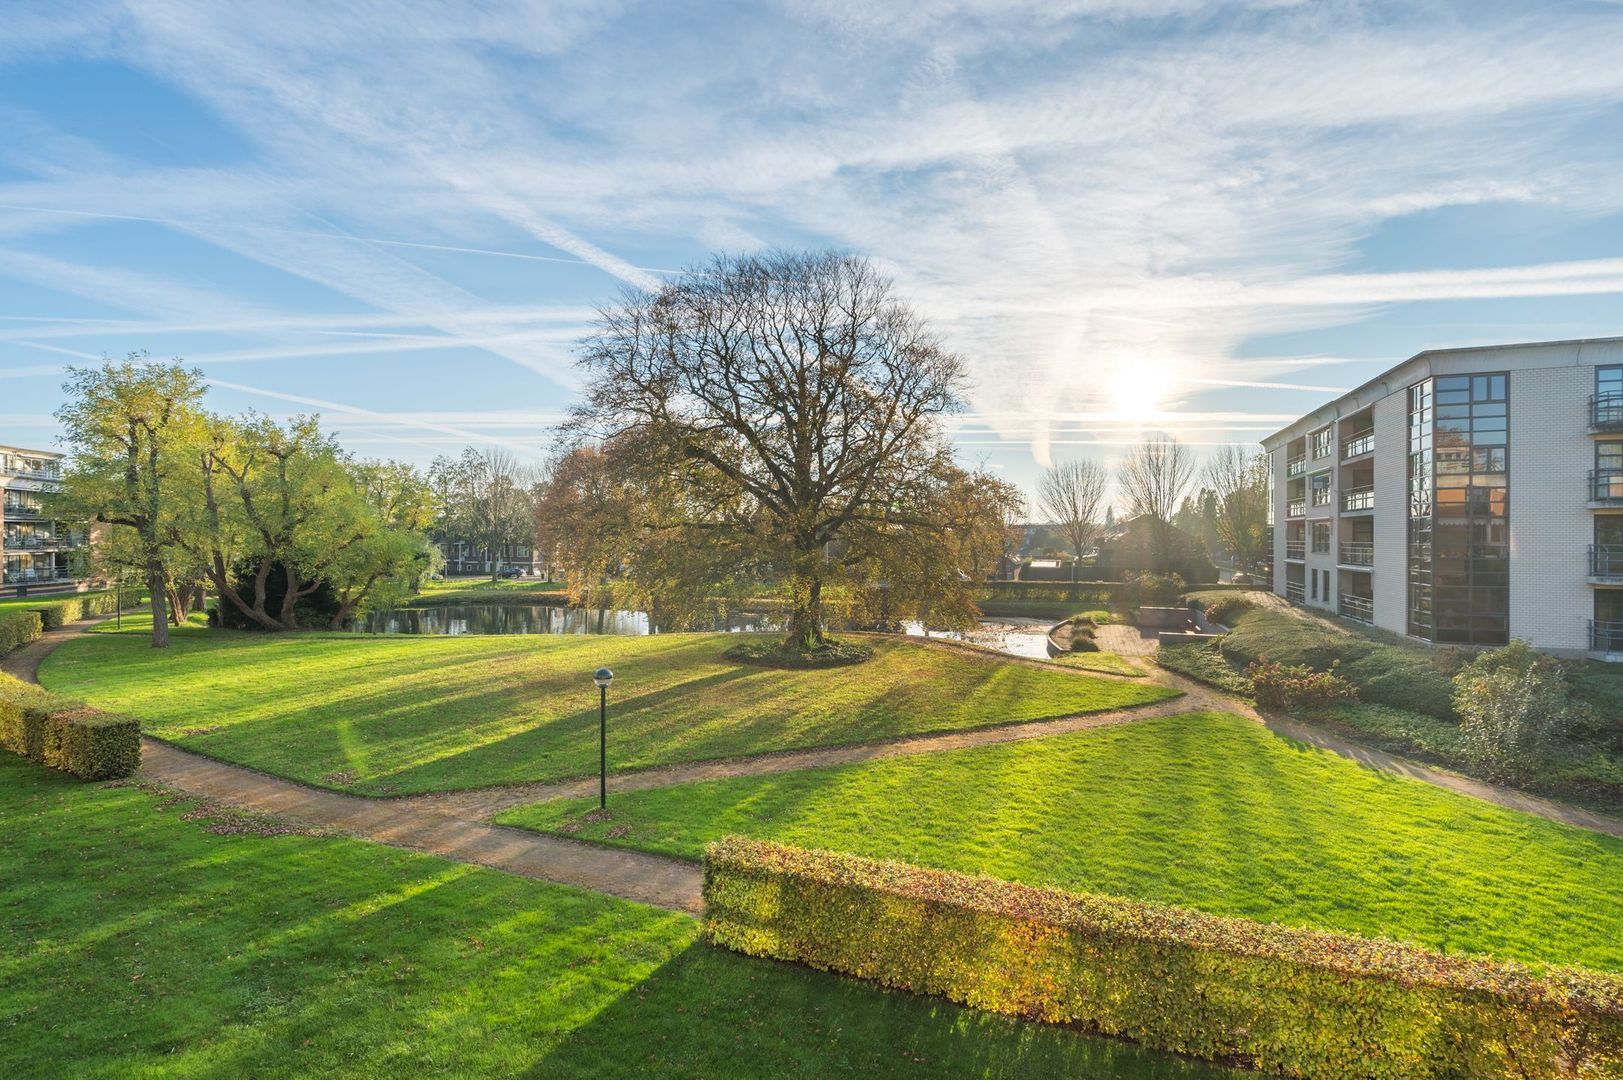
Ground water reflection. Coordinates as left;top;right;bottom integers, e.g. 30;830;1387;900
349;603;1057;658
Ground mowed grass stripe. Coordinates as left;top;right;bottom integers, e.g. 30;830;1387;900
38;622;1173;795
499;712;1623;973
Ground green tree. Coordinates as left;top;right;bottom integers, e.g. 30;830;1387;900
54;357;207;648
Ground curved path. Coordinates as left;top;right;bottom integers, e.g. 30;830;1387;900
7;617;1620;918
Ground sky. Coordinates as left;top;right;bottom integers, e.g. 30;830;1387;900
3;0;1623;502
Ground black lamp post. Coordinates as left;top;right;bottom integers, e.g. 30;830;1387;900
593;667;614;809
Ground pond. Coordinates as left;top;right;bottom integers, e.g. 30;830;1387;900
347;604;1057;658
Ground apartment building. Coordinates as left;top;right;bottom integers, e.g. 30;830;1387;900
1262;337;1623;660
1;444;89;596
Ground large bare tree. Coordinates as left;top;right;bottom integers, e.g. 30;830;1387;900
1037;459;1106;585
1117;433;1196;569
1204;444;1271;574
566;250;968;649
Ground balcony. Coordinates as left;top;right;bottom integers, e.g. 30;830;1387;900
1593;546;1623;584
1339;541;1374;567
1285;541;1305;561
0;569;74;585
1341;431;1374;459
1338;594;1374;624
1286;499;1306;518
1340;487;1375;513
1;505;43;520
1593;393;1623;433
2;535;64;550
1592;471;1623;506
1592;620;1623;653
1285;581;1305;603
1286;456;1306;478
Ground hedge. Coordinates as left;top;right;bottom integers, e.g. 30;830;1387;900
0;609;44;657
30;589;127;631
703;837;1623;1079
0;672;141;780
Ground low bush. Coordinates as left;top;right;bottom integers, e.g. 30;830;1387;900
0;672;140;780
1247;657;1359;710
1452;641;1585;785
703;837;1623;1079
722;636;874;668
1192;591;1256;628
1066;618;1099;653
0;609;44;657
1116;571;1185;608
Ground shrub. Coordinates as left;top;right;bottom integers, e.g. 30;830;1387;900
0;672;141;780
723;636;874;668
1195;592;1255;628
1156;640;1252;695
1452;641;1584;784
0;609;44;657
1246;657;1359;710
1066;618;1099;653
703;837;1623;1079
1117;571;1185;608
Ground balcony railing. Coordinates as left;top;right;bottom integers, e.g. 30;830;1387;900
1341;431;1374;459
1;505;43;519
1592;471;1623;505
1286;500;1306;518
1593;546;1623;581
1341;487;1375;512
1593;393;1623;433
1338;594;1374;624
1285;541;1305;560
0;569;74;585
1;536;65;550
1285;581;1305;603
1339;541;1374;567
1286;455;1306;478
1592;620;1623;653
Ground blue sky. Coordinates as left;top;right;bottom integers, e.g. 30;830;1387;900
3;0;1623;501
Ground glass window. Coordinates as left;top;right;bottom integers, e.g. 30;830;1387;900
1310;471;1332;506
1310;427;1333;459
1312;522;1331;553
1598;366;1621;399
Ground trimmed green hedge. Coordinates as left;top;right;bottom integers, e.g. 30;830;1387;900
0;672;140;780
31;590;127;631
0;609;44;657
703;837;1623;1079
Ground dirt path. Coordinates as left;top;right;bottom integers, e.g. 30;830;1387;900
9;617;1621;917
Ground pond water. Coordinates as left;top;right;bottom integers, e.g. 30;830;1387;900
348;603;1057;658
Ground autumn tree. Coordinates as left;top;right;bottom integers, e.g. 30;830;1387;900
1037;458;1106;586
54;357;207;648
1117;433;1196;570
565;250;972;651
1204;445;1271;574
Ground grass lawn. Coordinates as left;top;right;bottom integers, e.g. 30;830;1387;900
1048;650;1145;676
0;588;118;612
411;577;568;605
499;712;1623;973
38;621;1174;795
0;756;1228;1078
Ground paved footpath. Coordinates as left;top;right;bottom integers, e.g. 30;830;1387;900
8;617;1620;917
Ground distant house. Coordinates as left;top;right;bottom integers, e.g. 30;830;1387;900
1;444;93;597
1096;514;1218;584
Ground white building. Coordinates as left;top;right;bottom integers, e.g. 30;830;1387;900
1;444;90;596
1261;337;1623;659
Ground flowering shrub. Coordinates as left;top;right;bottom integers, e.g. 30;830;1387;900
703;837;1623;1078
1246;657;1359;710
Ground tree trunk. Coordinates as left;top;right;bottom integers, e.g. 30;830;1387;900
147;559;169;649
785;573;824;650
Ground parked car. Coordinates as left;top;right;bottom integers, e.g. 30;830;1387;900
497;566;525;578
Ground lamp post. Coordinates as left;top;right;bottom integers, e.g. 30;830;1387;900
593;667;614;809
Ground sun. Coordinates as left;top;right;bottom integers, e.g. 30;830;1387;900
1105;366;1171;425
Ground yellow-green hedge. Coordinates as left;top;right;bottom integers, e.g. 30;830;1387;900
0;672;140;780
703;837;1623;1079
31;590;126;631
0;609;44;656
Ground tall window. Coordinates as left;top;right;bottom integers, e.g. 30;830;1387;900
1310;427;1333;459
1601;365;1622;402
1599;441;1623;501
1310;471;1332;506
1311;521;1331;553
1429;373;1509;645
1407;379;1434;637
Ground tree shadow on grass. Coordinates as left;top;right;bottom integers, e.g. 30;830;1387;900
530;942;1240;1079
